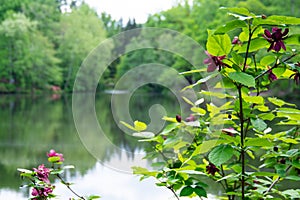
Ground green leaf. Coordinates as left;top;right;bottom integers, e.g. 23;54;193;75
191;107;206;115
132;166;157;177
254;15;300;25
214;20;247;34
200;90;234;99
87;195;101;200
251;118;267;131
192;140;219;156
180;186;194;196
194;186;207;198
238;38;269;53
273;67;286;77
134;121;147;131
208;144;234;166
228;72;255;87
245;138;273;147
258;113;275;121
260;55;276;66
51;169;64;175
161;123;178;135
268;97;296;107
222;7;256;17
285;34;300;45
244;96;264;104
207;33;231;56
48;156;61;163
285;175;300;181
182;72;218;91
252;172;277;176
132;132;155;138
182;96;194;106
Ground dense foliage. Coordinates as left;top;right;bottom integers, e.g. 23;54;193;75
129;7;300;200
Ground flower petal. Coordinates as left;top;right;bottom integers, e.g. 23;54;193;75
264;29;272;38
207;63;217;72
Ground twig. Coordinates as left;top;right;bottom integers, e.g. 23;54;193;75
57;174;86;200
264;165;292;195
167;186;180;200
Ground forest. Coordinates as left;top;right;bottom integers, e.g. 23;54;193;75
0;0;299;93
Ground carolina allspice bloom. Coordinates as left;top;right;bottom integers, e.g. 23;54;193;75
33;164;50;183
203;51;226;72
32;186;53;198
47;149;64;162
206;163;219;176
263;27;289;52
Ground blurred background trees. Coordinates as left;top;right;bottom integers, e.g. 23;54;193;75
0;0;299;93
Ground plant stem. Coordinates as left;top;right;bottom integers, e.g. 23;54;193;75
57;174;86;200
167;186;180;200
237;84;245;200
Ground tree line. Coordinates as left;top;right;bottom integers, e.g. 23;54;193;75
0;0;298;93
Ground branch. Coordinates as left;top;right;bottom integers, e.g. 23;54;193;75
57;174;86;200
263;165;292;195
255;54;297;80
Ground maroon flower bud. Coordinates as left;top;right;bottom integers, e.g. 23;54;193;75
232;36;241;45
176;115;182;122
262;14;267;19
279;158;286;164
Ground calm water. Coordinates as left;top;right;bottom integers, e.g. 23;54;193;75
1;89;299;200
0;92;220;200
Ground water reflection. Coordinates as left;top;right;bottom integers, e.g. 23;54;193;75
1;92;218;199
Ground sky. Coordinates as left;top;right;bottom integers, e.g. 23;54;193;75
84;0;179;23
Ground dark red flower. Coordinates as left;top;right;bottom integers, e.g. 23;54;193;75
263;27;289;52
206;163;219;176
204;51;226;72
268;69;277;81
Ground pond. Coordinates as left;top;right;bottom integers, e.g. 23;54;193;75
0;92;222;200
1;88;299;200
